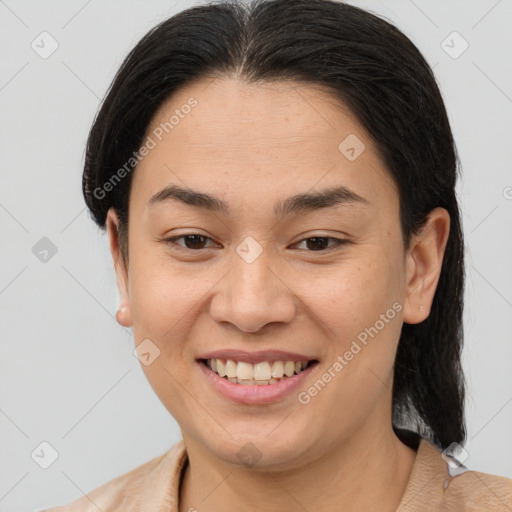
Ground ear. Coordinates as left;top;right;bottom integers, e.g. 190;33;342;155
402;207;451;324
106;208;133;327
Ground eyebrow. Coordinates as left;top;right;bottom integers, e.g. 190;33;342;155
148;183;369;218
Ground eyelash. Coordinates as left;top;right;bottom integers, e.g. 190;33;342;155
163;234;350;253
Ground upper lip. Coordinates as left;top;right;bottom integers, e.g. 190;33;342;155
197;349;317;365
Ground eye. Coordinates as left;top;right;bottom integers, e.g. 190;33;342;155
163;234;350;253
164;234;216;251
293;236;349;252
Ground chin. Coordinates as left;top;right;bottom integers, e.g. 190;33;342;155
198;428;314;471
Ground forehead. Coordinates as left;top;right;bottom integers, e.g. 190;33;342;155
131;77;398;215
146;78;365;150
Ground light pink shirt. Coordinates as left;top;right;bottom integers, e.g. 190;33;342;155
42;438;512;511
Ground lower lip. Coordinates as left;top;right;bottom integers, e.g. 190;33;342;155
197;360;318;405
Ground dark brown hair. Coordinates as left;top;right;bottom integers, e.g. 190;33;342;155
82;0;465;449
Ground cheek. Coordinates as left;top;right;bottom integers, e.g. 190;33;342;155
127;255;204;421
302;248;404;336
294;255;404;438
302;246;405;397
127;251;202;351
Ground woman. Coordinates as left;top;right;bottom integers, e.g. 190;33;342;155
45;0;512;510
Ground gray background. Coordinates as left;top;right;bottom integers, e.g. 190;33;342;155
0;0;511;510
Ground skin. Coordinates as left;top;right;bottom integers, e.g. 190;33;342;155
106;77;450;511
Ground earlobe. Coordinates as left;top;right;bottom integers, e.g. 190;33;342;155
106;208;133;327
402;207;450;325
116;304;132;327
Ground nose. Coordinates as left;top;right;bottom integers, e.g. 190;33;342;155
209;245;297;333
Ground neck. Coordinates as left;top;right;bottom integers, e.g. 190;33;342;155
178;421;417;512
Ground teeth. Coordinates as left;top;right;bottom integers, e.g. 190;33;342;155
225;359;237;378
236;362;253;380
284;361;295;377
217;359;226;377
271;360;284;378
206;358;312;385
253;361;272;380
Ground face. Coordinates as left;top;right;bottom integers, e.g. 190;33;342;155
107;78;446;470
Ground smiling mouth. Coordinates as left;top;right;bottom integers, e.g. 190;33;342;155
200;358;319;386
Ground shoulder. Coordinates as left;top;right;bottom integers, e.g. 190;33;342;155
398;437;512;511
446;470;512;510
441;458;512;511
40;439;187;512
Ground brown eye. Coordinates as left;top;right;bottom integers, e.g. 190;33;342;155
164;234;349;253
295;236;349;252
165;234;215;250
